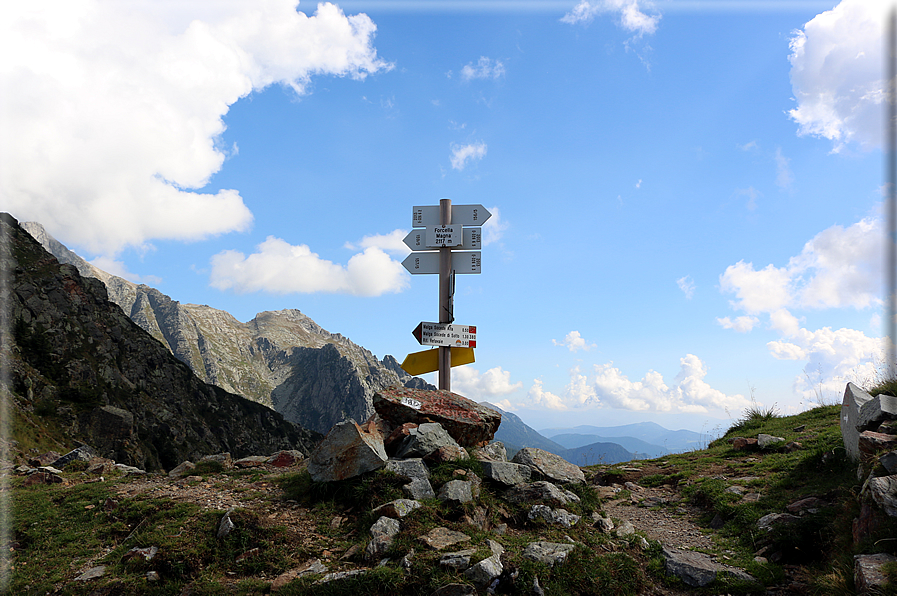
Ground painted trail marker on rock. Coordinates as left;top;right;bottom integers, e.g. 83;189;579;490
400;199;486;390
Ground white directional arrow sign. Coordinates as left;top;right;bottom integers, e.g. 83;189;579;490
404;227;481;251
402;251;481;274
413;322;477;348
412;204;492;227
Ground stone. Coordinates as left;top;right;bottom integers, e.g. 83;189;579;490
732;437;758;450
786;496;825;514
480;461;532;486
464;555;503;586
405;477;437;500
22;471;62;486
757;513;800;532
37;466;63;475
439;549;476;570
858;391;897;432
113;463;146;475
522;541;576;566
427;444;469;463
86;458;114;475
853;501;881;544
758;434;785;449
217;508;236;538
868;475;897;517
663;546;756;588
615;521;636;537
843;383;876;461
28;451;61;467
528;505;580;528
200;452;233;470
473;441;507;462
365;516;401;560
385;457;429;480
168;461;196;478
267;450;305;467
419;527;471;550
372;499;422;518
431;584;477;596
855;553;897;594
307;420;388;482
121;546;158;562
385;422;419;451
504;481;574;506
315;570;367;585
234;456;268;468
487;539;504;557
859;431;897;459
593;485;620;499
882;451;897;475
879;420;897;435
50;445;95;468
146;571;160;581
439;480;474;505
373;387;501;447
592;514;614;533
395;422;463;459
511;448;585;484
75;566;106;581
785;441;802;452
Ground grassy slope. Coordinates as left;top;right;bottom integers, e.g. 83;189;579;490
9;404;897;595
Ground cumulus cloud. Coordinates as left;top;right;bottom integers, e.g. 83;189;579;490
460;57;505;81
0;1;390;256
552;331;596;352
452;367;523;400
720;217;882;314
715;316;760;333
482;206;508;246
209;236;408;296
450;142;487;170
527;379;567;411
677;275;695;299
787;0;887;151
561;0;660;37
344;229;409;255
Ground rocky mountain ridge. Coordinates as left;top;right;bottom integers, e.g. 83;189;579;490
22;221;431;434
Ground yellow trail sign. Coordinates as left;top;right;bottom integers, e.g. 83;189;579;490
400;347;475;376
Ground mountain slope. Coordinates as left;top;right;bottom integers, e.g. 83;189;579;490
9;213;321;470
22;221;432;434
481;402;567;455
549;433;670;459
541;422;705;453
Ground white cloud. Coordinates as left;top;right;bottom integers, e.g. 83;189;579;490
635;179;642;189
527;379;567;410
769;308;801;337
720;217;882;314
715;315;760;333
208;236;408;296
561;0;660;37
787;0;887;151
450;142;487;170
735;187;760;211
482;206;508;246
460;56;505;81
774;147;794;190
90;256;162;286
677;275;695;299
552;330;596;352
452;366;523;400
344;229;409;255
0;1;390;256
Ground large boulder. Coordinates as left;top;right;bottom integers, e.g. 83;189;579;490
395;423;463;459
842;383;897;461
373;387;501;447
511;448;585;484
307;420;387;482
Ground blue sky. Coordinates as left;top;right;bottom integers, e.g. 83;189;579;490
1;0;889;433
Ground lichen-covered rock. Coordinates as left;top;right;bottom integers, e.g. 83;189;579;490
480;461;531;486
438;480;474;505
522;541;576;566
373;387;501;447
473;441;507;462
307;421;387;482
504;481;574;506
395;422;462;459
511;448;584;484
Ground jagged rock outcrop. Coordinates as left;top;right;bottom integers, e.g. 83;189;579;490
22;221;432;433
8;214;321;470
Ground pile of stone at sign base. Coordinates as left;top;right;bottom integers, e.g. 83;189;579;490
294;386;597;593
840;382;897;594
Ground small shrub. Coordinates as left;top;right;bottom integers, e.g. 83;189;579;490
194;460;224;475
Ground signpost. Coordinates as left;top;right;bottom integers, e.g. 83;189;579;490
400;199;490;390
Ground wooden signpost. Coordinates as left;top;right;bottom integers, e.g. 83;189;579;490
401;199;490;390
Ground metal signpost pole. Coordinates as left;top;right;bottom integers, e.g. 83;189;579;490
438;198;452;390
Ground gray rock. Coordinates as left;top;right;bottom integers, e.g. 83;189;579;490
757;513;800;532
522;541;576;566
217;508;236;538
307;420;387;482
385;457;430;480
439;480;474;504
200;452;233;469
271;559;328;591
843;383;875;461
868;475;897;517
168;461;196;478
882;451;897;475
511;447;585;484
113;463;146;475
372;499;422;518
504;481;574;506
473;441;507;462
480;461;531;486
663;546;756;587
50;445;95;468
758;434;785;449
528;505;581;528
486;539;504;557
365;516;401;560
75;566;106;581
439;549;476;570
419;527;471;550
404;477;437;500
855;553;897;594
592;514;614;533
858;392;897;432
234;456;268;468
615;520;636;537
315;569;368;585
395;422;463;459
464;555;503;586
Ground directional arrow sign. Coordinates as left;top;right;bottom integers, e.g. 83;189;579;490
413;322;477;348
402;251;481;274
404;227;481;251
412;204;492;227
400;347;475;376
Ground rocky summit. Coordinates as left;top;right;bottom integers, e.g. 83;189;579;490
22;221;432;434
8;213;320;470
